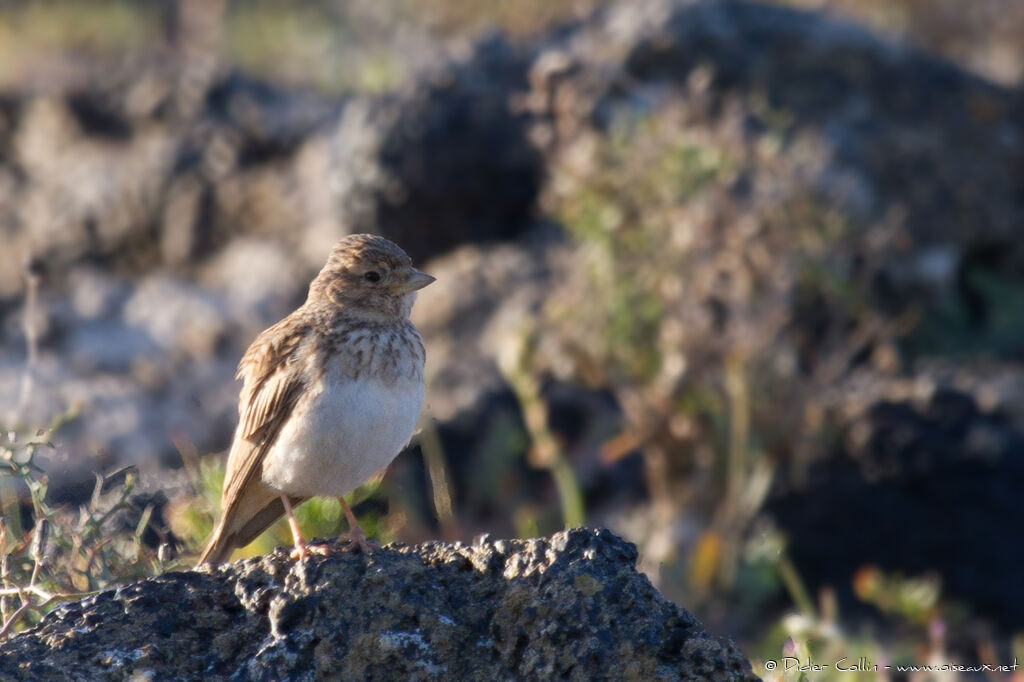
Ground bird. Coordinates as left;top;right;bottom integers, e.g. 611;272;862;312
197;233;434;565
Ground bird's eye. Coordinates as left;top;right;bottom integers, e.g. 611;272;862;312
364;271;382;283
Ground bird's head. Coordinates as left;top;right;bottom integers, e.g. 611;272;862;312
308;234;434;320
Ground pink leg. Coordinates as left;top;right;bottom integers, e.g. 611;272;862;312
338;497;375;553
281;495;308;560
282;496;332;560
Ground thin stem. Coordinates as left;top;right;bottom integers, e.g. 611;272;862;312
418;417;455;534
13;261;41;424
0;584;99;602
550;455;585;530
500;327;586;530
0;601;30;639
778;553;817;620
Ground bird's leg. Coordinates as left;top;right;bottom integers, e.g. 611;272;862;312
281;495;308;560
281;496;332;560
338;497;376;553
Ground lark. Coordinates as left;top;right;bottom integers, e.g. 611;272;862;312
198;234;434;565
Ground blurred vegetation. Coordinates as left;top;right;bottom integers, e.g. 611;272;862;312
0;0;611;93
3;0;1022;92
533;102;867;600
0;0;156;86
525;85;1024;670
0;411;177;637
908;266;1024;359
780;0;1024;84
752;563;1024;681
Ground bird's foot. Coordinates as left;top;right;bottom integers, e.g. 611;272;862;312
336;496;377;553
340;529;378;554
289;542;335;561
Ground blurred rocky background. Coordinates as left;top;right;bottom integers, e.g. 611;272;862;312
2;0;1024;675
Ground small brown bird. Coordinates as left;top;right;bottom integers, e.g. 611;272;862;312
198;234;434;565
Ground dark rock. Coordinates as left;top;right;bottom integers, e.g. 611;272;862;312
0;529;756;681
770;386;1024;629
327;35;545;264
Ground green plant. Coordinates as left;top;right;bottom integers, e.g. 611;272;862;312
744;527;973;682
498;325;585;531
0;411;173;637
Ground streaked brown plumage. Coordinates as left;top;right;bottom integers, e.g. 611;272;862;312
198;234;433;565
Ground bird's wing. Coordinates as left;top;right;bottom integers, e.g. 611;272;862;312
220;317;310;518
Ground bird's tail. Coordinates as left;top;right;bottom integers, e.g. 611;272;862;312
197;518;235;566
196;495;302;566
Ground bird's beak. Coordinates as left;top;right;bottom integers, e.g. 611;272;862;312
397;269;435;293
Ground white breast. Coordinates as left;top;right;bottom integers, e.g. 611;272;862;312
261;374;425;499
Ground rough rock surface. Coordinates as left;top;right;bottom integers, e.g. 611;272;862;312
0;529;756;681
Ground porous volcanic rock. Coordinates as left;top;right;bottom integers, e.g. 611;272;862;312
0;529;756;681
